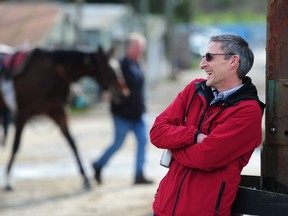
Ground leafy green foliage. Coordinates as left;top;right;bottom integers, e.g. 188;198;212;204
194;12;266;25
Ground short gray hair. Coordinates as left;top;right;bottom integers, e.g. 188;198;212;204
210;34;254;79
127;32;146;48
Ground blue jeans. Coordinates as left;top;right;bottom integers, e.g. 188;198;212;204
94;114;148;176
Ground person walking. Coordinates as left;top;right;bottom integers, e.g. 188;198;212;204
150;34;265;215
92;32;153;185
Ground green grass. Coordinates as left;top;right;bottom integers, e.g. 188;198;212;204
193;12;266;25
67;103;96;115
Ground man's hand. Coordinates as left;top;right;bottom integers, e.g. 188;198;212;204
101;91;111;102
197;133;208;143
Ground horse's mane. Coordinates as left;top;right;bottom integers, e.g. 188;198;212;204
49;49;91;63
17;46;109;79
20;47;95;71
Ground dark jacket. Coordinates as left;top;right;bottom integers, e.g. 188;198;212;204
150;77;265;216
111;56;145;120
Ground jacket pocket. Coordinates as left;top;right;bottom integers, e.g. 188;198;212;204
215;181;226;216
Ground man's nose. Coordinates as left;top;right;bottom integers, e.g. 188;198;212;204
199;57;207;69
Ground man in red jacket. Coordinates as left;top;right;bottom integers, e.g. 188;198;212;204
150;34;265;216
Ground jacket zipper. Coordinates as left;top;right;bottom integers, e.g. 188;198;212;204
172;168;190;216
199;103;229;133
215;181;226;216
184;85;201;123
197;109;206;129
199;109;214;131
207;106;229;133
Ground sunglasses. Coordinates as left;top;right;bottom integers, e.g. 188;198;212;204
202;53;235;62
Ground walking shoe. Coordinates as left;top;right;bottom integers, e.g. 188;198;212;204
92;163;102;184
134;174;153;185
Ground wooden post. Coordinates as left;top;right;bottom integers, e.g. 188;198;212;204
232;0;288;213
261;0;288;194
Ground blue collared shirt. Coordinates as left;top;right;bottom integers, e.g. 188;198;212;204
210;84;244;105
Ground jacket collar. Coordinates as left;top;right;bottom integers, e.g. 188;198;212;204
197;76;265;112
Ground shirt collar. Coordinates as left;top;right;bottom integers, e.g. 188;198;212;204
211;84;244;104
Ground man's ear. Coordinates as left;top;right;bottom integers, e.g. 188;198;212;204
230;55;240;67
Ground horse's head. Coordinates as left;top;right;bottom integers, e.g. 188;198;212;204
93;47;130;103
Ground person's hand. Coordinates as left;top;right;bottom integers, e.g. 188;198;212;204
101;91;111;102
197;133;207;143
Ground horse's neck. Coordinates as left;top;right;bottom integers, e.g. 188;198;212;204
53;50;93;82
55;64;75;83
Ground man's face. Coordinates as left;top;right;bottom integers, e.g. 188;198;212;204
200;42;236;91
128;40;145;62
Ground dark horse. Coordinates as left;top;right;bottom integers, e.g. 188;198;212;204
0;47;129;190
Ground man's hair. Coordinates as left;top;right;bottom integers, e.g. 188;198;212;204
126;32;146;49
210;34;254;79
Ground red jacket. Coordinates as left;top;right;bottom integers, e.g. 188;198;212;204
150;77;265;216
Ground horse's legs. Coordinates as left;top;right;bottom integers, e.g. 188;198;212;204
4;115;25;191
48;110;90;189
1;110;11;146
